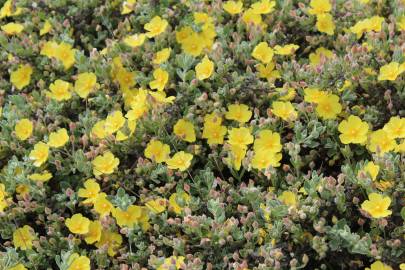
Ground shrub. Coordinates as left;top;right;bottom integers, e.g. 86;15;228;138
0;0;404;269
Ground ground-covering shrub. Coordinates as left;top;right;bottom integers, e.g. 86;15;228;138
0;0;404;269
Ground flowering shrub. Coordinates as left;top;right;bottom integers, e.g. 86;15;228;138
0;0;404;269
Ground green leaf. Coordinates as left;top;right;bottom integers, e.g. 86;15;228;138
207;199;225;223
111;188;136;210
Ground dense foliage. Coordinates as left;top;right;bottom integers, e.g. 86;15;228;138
0;0;404;269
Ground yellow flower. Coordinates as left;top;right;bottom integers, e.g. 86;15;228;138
361;161;380;181
350;19;370;38
257;62;280;82
202;120;227;145
204;112;223;125
149;90;175;104
303;88;328;103
254;130;282;153
144;139;171;163
54;42;76;70
149;68;169;91
116;118;136;141
173;119;196;142
153;48;171;64
91;120;107;139
146;198;167;214
260;203;271;222
316;13;335;35
29;142;49;167
338;80;353;92
309;47;333;66
125;89;149;119
368;16;385;31
124;89;143;106
13;225;35;250
361;193;392;218
279;191;297;206
308;0;331;15
78;179;100;205
105;111;126;134
0;189;8;212
116;126;131;142
92;121;110;139
48;128;69;148
195;55;214;80
8;263;27;270
121;0;136;15
157;256;185;270
397;16;405;31
65;213;90;234
274;44;299;55
193;12;212;24
377;62;405;81
112;205;142;227
315;94;341;120
251;150;282;169
228;127;254;146
39;20;52;36
228;144;247;170
114;64;136;91
365;261;393;270
176;26;193;44
29;171;52;182
350;16;384;38
251;0;276;14
0;0;22;19
47;80;72;101
166;151;193;171
200;24;216;50
338;115;369;144
40;41;59;58
16;184;29;196
74;72;97;98
15;118;33;140
383;116;405;139
252;42;274;64
272;101;298;121
1;22;24;35
225;104;252;124
118;117;136;138
138;206;151;231
367;129;396;155
84;220;102;244
144;16;168;38
242;8;263;26
0;184;7;201
395;140;405;153
375;180;393;192
94;193;113;217
92;151;119;176
122;120;137;139
276;87;296;101
169;192;190;214
123;33;146;48
10;64;33;90
67;254;90;270
180;32;205;57
95;230;123;256
223;1;243;15
41;41;76;70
